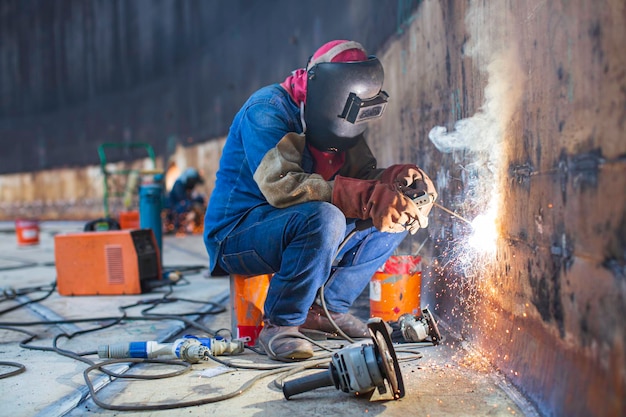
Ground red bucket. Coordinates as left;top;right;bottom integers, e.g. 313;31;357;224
119;210;140;229
15;219;40;246
370;255;421;321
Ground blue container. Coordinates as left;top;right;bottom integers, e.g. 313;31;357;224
139;183;163;258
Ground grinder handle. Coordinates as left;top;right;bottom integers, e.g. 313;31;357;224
282;370;335;400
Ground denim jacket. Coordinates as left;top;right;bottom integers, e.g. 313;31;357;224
204;84;382;273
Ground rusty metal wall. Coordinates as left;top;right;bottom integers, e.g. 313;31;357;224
368;1;625;416
0;0;410;174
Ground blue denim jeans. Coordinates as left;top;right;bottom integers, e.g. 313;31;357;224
217;201;407;326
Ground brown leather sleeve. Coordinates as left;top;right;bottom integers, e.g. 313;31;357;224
253;132;332;208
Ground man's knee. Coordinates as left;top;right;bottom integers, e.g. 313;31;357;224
291;202;346;244
312;201;345;223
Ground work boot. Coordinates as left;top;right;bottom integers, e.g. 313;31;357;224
300;304;369;338
257;320;314;362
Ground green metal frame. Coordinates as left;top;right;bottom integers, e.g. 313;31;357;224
97;142;157;218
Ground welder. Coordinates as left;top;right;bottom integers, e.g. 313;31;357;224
167;167;206;232
203;40;437;361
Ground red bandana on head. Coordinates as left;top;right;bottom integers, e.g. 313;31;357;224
280;40;368;106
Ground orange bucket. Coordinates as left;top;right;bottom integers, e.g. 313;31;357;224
230;273;272;346
370;255;421;321
15;219;40;246
119;210;140;229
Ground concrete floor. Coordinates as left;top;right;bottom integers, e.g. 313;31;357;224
0;222;539;417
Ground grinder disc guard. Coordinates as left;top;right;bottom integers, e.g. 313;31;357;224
368;318;405;399
282;318;406;400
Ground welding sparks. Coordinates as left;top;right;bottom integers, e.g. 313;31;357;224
467;201;498;254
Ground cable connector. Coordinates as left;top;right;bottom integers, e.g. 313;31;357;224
98;335;246;364
1;287;17;299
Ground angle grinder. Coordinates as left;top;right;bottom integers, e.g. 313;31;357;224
282;318;405;400
396;307;442;345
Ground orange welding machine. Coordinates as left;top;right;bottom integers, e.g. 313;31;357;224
54;229;162;296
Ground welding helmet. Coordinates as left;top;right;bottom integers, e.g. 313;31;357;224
304;56;388;152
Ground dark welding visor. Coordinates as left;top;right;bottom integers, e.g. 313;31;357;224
339;91;389;124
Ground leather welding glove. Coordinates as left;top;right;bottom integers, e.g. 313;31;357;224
332;175;423;233
381;164;438;221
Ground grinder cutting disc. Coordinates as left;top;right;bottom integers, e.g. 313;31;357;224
368;318;405;399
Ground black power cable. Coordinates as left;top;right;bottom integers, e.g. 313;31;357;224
0;255;41;271
0;283;57;315
83;358;287;411
0;248;426;411
0;361;25;379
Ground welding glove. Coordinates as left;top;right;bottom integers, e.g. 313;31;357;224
381;164;438;223
332;175;424;234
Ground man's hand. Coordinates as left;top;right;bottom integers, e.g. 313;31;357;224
381;164;438;223
332;176;427;233
381;164;437;194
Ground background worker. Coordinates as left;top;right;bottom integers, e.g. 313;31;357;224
168;167;206;232
203;40;437;361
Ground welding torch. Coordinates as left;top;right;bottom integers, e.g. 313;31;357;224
404;188;472;226
432;201;472;225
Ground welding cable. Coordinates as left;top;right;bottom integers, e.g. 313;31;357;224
259;332;336;364
315;221;370;344
0;326;38;379
244;344;265;355
393;347;425;362
47;315;133;360
162;264;208;274
87;358;191;381
18;322;194;391
141;275;190;292
14;313;198;382
133;296;226;318
124;284;226;316
0;284;224;327
0;282;56;315
2;296;234;391
119;300;226;337
0;315;137;327
13;309;217;380
0;361;26;379
0;282;56;302
83;359;289;411
0;284;351;406
0;325;110;379
0;294;226;337
0;255;39;271
3;322;141;380
0;290;261;411
206;351;332;372
13;314;129;368
318;230;433;345
213;327;235;339
118;287;226;322
0;306;225;333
